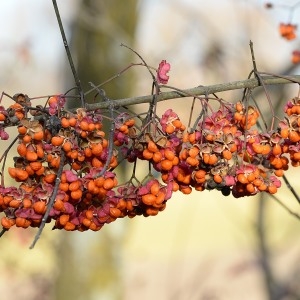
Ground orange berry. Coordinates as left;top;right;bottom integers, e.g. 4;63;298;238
222;149;232;160
91;157;103;168
246;183;255;193
280;128;289;139
147;141;158;153
9;199;22;208
69;180;81;192
124;119;135;127
8;167;16;178
142;194;156;205
25;165;35;176
164;149;175;161
29;161;42;171
165;124;175;134
91;143;103;156
188;132;196;144
17;143;27;156
117;199;127;210
188;147;199;158
87;180;97;193
186;156;199;167
274;169;284;177
33;201;46;214
61;117;70;128
247;172;256;183
257;183;267;191
64;222;76;231
63;141;72;153
15;168;29;181
119;125;128;134
110;207;122;218
152;151;163;163
22;134;32;144
161;159;173;171
59;214;69;226
103;178;115;190
16;217;30;228
70;150;78;160
272;144;282;156
44;173;56;184
172;156;179;166
0;113;6;121
1;217;15;229
71;189;83;200
51;136;64;147
145;207;159;216
205;134;215;142
208;154;218;165
69;117;77;127
36;144;44;159
79;120;89;131
95;177;105;187
82;218;92;228
170;119;181;129
26;151;38;162
59;182;69;192
261;144;271;155
142;148;153;160
237;173;248;184
229;143;237;153
23;198;32;208
53;199;65;211
180;185;192;194
267;185;277;194
213;174;223;184
84;147;92;158
203;153;210;164
194;169;206;179
253;178;263;187
18;126;27;135
292;152;300;161
150;181;160;195
252;143;263;154
32;130;44;141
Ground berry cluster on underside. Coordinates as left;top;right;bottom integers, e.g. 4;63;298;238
0;93;299;233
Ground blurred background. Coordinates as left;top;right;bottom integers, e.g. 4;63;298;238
0;0;300;299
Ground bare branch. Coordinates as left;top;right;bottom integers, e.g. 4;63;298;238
86;75;300;110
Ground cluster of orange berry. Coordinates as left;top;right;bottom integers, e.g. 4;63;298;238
0;94;173;232
0;93;300;234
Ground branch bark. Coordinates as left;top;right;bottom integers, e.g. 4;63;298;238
85;74;300;110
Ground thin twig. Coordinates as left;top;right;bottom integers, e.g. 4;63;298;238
0;228;7;238
282;175;300;204
29;151;66;249
256;194;277;299
270;194;300;220
52;0;84;107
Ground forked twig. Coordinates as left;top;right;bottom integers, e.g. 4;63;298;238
89;83;116;177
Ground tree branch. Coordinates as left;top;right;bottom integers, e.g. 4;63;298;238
85;74;300;110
